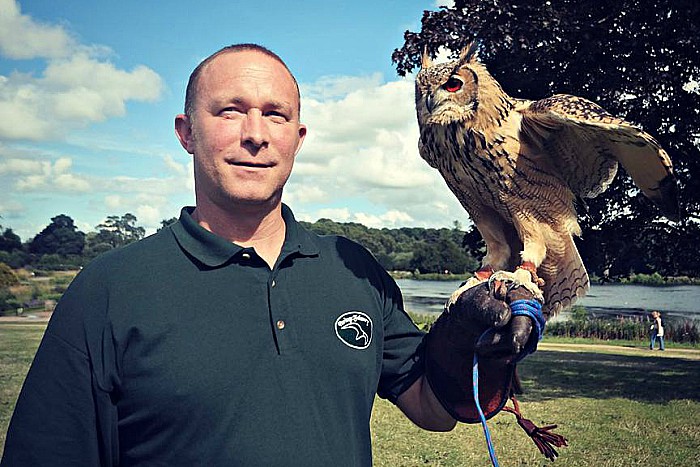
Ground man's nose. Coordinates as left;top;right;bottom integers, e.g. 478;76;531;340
241;109;268;148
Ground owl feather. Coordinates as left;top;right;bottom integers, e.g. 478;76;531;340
415;43;679;317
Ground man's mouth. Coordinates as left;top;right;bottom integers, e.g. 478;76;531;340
228;160;274;168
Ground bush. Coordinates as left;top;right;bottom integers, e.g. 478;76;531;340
0;288;21;313
545;313;699;345
410;307;699;345
0;263;19;288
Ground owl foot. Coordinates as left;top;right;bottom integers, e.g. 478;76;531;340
445;265;495;308
475;265;495;281
489;269;545;303
516;261;545;288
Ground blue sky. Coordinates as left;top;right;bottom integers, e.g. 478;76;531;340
0;0;465;240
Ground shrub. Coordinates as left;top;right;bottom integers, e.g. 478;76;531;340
0;262;19;288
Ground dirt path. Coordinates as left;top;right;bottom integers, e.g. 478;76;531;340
539;342;700;360
0;312;52;324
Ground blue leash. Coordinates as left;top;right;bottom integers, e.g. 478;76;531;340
472;299;546;467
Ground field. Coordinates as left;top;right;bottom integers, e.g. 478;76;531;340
1;323;699;466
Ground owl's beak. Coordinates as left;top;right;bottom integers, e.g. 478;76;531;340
425;94;435;113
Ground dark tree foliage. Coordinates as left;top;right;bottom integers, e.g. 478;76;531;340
393;0;700;277
157;217;178;232
29;214;85;256
95;213;146;249
0;227;22;252
300;219;478;273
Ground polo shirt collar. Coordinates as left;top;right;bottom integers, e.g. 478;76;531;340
170;204;320;267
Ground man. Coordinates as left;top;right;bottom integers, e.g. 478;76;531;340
2;44;537;466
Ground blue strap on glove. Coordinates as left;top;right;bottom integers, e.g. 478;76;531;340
508;299;546;361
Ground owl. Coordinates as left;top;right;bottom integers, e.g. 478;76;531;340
415;43;679;317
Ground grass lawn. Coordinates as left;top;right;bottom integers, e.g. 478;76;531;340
1;323;699;466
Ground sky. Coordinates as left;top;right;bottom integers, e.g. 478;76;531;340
0;0;469;241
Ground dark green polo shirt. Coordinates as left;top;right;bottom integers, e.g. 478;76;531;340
1;205;425;467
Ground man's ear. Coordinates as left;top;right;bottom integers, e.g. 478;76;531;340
175;114;195;154
294;123;307;156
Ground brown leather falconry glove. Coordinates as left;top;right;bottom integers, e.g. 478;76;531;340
424;274;542;423
424;272;568;461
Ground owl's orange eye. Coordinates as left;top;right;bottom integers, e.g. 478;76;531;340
444;77;463;93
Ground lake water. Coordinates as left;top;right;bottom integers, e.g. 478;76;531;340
396;279;700;322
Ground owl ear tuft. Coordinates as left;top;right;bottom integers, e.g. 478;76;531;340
421;46;433;69
458;42;480;66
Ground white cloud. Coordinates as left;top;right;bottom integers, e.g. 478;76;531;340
0;157;44;174
0;0;76;59
0;198;23;215
0;0;164;140
354;210;414;228
284;184;327;205
434;0;455;8
315;208;351;222
286;73;467;229
163;153;188;175
8;156;91;192
300;73;384;101
135;204;163;230
104;195;123;210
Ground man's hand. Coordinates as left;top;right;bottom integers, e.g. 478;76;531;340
444;275;541;361
422;273;544;422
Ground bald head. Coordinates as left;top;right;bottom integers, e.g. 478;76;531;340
184;44;301;119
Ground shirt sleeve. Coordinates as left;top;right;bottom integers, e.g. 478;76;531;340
1;268;119;467
375;269;426;403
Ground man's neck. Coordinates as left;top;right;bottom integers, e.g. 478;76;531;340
192;202;286;269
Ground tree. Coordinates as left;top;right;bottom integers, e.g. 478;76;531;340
29;215;85;256
157;217;178;232
0;227;22;252
95;213;146;249
393;0;699;276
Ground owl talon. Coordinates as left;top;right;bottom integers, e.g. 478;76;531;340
517;262;545;288
489;269;545;303
446;266;494;309
474;265;495;281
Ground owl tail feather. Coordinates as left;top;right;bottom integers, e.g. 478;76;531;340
502;395;569;461
540;234;590;317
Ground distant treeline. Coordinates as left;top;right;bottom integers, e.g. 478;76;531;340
1;212;699;280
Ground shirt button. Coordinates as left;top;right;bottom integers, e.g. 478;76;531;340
271;280;276;288
241;252;251;260
276;320;286;330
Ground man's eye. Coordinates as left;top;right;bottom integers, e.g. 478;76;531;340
220;107;244;116
265;111;288;122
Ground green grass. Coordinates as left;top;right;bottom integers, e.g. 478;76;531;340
2;324;699;465
372;345;700;466
0;323;45;453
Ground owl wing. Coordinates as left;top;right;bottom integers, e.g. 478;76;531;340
518;94;680;220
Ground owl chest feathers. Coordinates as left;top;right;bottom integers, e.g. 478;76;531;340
421;111;524;213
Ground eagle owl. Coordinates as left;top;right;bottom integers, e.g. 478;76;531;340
415;43;679;317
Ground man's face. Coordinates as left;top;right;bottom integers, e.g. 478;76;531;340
176;50;306;213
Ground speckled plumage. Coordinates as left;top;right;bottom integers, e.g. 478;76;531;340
416;44;679;317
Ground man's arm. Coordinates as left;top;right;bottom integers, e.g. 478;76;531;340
1;332;108;466
1;274;118;467
396;374;457;431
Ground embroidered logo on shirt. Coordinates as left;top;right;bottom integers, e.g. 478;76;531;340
334;311;373;350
